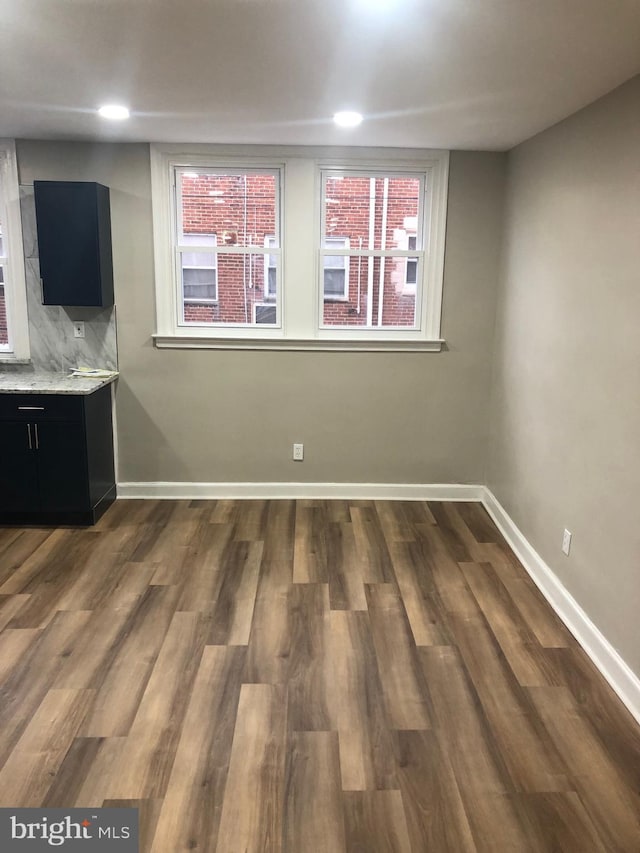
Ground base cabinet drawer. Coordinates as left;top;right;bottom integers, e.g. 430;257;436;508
0;386;115;526
0;393;83;421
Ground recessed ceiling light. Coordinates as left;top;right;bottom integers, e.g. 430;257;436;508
333;111;363;128
97;104;130;120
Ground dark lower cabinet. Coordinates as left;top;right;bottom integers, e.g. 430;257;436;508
0;385;116;526
0;422;39;513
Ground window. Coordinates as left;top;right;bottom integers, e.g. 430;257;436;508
172;165;280;329
151;145;448;350
263;236;277;300
181;234;217;307
320;172;428;330
0;140;29;360
323;237;349;300
405;236;418;290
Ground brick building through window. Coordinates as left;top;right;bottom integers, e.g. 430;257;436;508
178;172;278;326
178;170;422;329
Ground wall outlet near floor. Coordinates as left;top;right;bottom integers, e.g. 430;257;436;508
73;321;85;339
292;443;304;461
562;528;572;556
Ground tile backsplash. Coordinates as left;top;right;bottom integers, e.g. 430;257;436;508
2;186;118;374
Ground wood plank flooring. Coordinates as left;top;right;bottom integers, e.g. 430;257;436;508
0;498;639;852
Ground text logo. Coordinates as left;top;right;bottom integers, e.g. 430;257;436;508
0;809;138;851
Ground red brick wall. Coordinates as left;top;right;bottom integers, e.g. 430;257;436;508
179;172;420;328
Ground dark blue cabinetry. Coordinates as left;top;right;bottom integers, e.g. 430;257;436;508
34;181;114;307
0;386;116;525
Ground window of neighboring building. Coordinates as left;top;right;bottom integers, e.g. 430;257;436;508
181;234;217;308
0;140;29;360
323;237;349;300
263;235;277;300
151;145;448;350
406;235;418;290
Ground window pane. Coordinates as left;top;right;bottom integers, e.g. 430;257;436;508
183;251;215;268
263;235;277;299
324;269;346;298
323;257;368;326
183;268;217;302
182;233;217;247
379;253;416;326
324;175;421;251
267;267;277;298
179;172;277;248
323;236;349;299
181;253;279;327
322;255;416;328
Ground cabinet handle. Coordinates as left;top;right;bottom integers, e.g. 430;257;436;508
34;423;39;450
18;406;45;411
27;423;32;450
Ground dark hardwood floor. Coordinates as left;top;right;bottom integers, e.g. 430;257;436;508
0;499;638;851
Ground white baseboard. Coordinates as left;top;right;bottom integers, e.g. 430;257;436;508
116;481;485;501
482;487;640;727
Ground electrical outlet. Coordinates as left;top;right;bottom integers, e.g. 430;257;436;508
562;528;572;556
73;321;85;339
292;443;304;461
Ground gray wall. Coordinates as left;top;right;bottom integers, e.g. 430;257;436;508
17;142;506;486
488;76;640;677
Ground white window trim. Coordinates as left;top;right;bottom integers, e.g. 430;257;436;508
150;144;449;351
0;140;30;362
322;236;350;302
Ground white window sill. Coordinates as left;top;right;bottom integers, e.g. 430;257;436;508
153;334;444;352
0;355;31;364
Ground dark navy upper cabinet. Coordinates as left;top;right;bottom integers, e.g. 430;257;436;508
34;180;114;307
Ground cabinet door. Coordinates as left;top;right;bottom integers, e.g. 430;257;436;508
35;421;89;512
0;421;39;512
34;181;114;307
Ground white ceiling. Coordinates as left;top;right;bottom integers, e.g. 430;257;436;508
1;0;639;151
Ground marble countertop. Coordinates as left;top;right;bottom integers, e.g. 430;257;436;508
0;372;118;395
